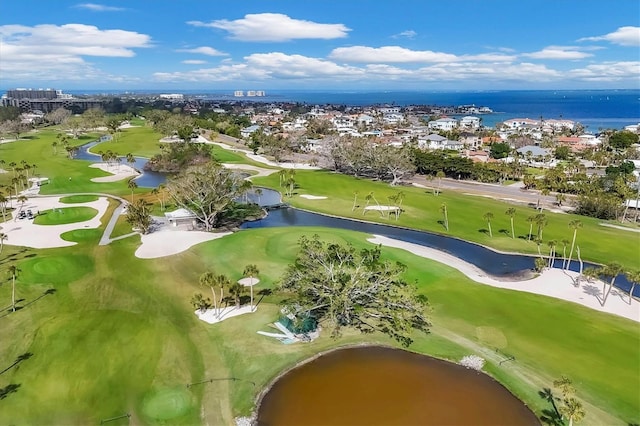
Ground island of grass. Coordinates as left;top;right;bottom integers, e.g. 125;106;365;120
59;194;100;204
33;206;98;225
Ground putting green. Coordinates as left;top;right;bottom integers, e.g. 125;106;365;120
33;207;98;225
59;195;99;204
141;387;193;421
60;228;102;243
20;255;94;285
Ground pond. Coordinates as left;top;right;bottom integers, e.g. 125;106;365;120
256;346;540;426
75;140;168;188
241;204;639;295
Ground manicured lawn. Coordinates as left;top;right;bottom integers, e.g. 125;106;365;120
59;195;99;203
33;207;98;225
1;126;638;425
0;224;637;425
91;125;163;158
252;170;640;269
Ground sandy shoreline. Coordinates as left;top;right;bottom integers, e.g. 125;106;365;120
89;162;140;182
368;235;639;322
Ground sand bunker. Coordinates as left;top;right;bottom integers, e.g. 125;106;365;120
90;163;140;182
364;205;400;211
300;194;328;200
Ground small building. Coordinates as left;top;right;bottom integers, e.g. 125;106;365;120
165;208;197;227
428;117;458;131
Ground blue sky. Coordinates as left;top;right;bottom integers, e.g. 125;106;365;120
1;0;639;91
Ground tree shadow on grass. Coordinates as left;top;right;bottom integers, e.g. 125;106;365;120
255;288;273;307
538;387;563;426
0;353;33;376
478;229;489;235
498;229;510;236
0;289;55;319
0;383;20;400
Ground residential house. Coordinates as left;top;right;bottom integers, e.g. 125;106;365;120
428;117;458;131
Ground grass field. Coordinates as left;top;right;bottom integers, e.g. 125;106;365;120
252;170;640;269
0;226;637;425
0;129;638;425
33;207;98;225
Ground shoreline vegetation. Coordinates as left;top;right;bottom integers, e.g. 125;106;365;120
0;109;638;425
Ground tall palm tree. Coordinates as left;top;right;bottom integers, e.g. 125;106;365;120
527;215;535;241
255;188;263;205
559;398;585;426
625;269;640;305
535;213;547;240
435;171;445;196
228;282;245;309
0;232;7;254
126;153;136;171
505;208;516;239
243;264;259;311
8;264;19;312
547;240;557;268
127;179;138;203
199;271;218;316
483;212;494;237
561;239;571;269
0;193;7;222
565;220;582;271
601;262;623;306
440;203;449;231
215;274;231;314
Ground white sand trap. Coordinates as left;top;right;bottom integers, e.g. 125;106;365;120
0;168;7;174
90;163;140;182
135;225;232;259
300;194;327;200
364;205;399;211
368;235;639;322
222;163;278;178
195;305;255;324
2;196;110;249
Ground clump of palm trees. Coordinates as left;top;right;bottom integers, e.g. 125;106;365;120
192;265;261;319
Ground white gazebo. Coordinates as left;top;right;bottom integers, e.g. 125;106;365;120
238;277;260;312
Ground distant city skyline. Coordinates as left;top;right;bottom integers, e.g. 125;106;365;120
1;0;639;91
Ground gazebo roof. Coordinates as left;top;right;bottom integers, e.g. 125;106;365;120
164;208;196;219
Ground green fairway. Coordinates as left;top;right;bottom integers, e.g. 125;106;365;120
252;170;640;269
59;195;99;203
0;128;638;425
33;207;98;225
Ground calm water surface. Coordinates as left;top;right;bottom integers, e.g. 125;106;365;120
257;346;540;426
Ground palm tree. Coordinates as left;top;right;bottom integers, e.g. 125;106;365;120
0;193;8;222
505;208;516;239
127;179;138;203
601;262;623;306
228;282;245;309
625;269;640;305
535;213;547;240
199;271;218;316
351;191;359;212
17;195;28;211
559;398;585;426
8;264;19;312
243;264;259;311
526;215;535;241
440;203;449;231
547;240;557;268
435;171;445;196
255;188;263;204
483;212;494;237
555;192;566;207
215;274;231;314
561;239;570;269
565;220;583;271
126;153;136;171
0;232;7;254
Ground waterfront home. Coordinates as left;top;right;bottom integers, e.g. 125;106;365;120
428;117;458;131
459;116;481;129
503;118;540;130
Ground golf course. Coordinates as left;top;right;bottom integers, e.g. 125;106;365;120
0;125;638;425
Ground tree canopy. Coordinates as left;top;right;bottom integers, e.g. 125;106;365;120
608;131;638;150
278;235;430;346
166;162;250;231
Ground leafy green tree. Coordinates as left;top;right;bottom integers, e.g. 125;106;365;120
125;199;153;234
608;130;638;150
166;162;249;231
191;293;211;313
489;142;511;159
228;282;245;309
278;235;430;347
554;145;571;160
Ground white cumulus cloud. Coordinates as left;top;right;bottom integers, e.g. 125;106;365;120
0;23;150;81
74;3;125;12
187;13;350;41
523;46;594;60
182;60;207;65
329;46;458;63
578;26;640;46
177;46;227;56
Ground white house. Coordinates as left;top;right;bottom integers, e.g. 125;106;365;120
241;125;261;138
503;118;540;129
382;113;404;125
459;116;481;129
428;117;458;131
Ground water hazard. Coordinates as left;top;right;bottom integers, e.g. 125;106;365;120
256;346;540;426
